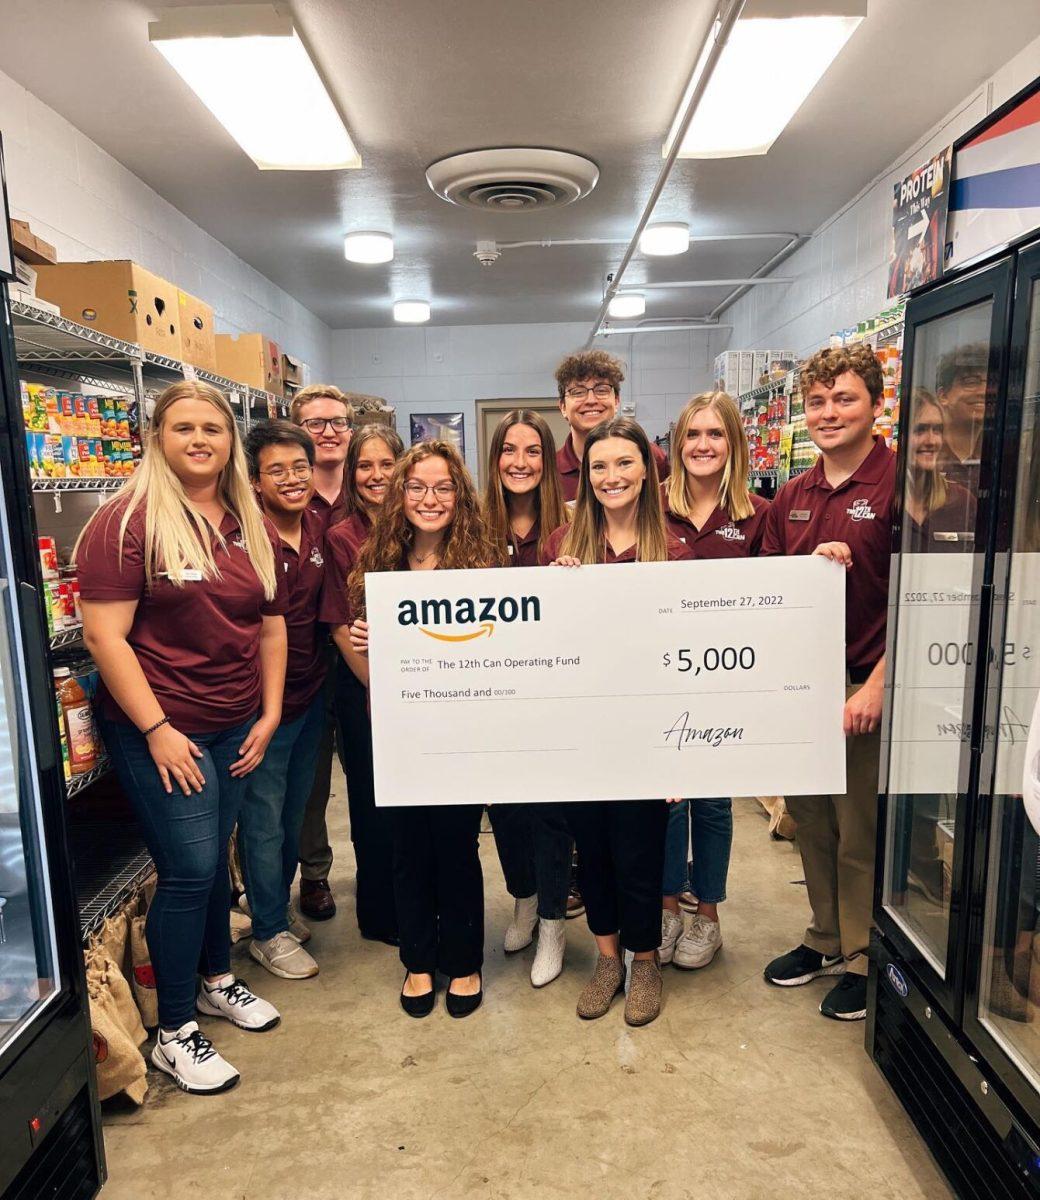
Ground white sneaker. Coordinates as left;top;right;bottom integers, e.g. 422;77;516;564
503;894;538;953
674;914;722;970
530;918;566;987
659;909;684;965
151;1021;240;1094
287;901;311;944
196;975;281;1031
250;932;319;980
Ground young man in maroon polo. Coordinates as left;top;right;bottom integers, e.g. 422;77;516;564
553;350;669;503
240;420;328;979
935;343;987;490
761;343;895;1022
290;385;355;919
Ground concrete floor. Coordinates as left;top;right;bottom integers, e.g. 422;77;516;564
100;790;952;1200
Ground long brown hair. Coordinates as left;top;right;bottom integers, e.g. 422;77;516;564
483;410;568;562
343;423;405;517
74;381;277;598
560;417;668;563
348;441;499;616
667;391;754;523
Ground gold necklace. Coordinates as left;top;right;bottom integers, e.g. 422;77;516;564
409;543;442;565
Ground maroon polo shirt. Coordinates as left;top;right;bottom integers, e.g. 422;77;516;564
307;480;350;531
277;507;328;723
905;481;976;553
507;518;541;568
318;510;372;627
539;523;692;565
936;436;982;493
663;489;770;559
556;435;670;503
77;502;288;732
761;436;895;672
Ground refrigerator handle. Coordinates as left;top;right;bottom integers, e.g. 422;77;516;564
17;581;56;773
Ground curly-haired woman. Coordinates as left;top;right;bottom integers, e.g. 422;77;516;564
348;441;499;1018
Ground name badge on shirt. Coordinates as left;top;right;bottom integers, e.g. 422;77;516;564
789;510;811;522
160;568;203;582
933;531;975;543
507;545;514;556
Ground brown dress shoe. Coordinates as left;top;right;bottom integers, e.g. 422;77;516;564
576;954;625;1019
299;878;336;921
625;954;662;1027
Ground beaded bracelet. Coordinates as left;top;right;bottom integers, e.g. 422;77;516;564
141;716;170;737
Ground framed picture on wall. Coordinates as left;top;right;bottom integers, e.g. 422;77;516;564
410;412;465;457
0;135;16;283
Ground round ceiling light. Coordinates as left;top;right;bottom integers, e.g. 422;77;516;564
344;231;394;263
393;300;431;324
639;222;690;256
425;148;599;211
608;293;646;319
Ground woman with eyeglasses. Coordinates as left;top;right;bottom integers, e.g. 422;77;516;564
348;442;499;1017
481;410;573;986
319;423;405;944
541;416;691;1028
290;385;356;922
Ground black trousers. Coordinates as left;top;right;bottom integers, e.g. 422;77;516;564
567;800;669;953
392;804;484;977
488;803;572;920
334;660;397;942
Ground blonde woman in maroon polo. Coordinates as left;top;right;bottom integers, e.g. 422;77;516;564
75;381;288;1095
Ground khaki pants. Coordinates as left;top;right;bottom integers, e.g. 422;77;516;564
297;655;337;882
785;681;881;977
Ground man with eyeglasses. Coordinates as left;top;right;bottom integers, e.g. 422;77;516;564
935;344;988;491
290;385;356;921
553;350;669;503
240;420;328;980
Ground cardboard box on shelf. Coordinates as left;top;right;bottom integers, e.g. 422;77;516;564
35;260;183;357
14;258;38;293
176;290;217;372
281;352;308;392
215;333;282;394
9;219;57;265
738;351;755;396
11;289;60;316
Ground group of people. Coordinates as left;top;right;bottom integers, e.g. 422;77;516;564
70;340;980;1097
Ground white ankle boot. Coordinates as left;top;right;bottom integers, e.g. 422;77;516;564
530;918;566;987
503;894;539;952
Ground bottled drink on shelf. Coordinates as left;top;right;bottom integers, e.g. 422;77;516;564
53;666;99;776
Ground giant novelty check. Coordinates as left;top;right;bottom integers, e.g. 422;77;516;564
367;557;847;806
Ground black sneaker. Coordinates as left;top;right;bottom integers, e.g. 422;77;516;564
820;972;867;1021
764;944;845;987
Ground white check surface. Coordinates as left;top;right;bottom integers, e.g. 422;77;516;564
367;557;847;806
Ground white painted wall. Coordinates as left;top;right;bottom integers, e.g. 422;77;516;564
0;66;332;376
330;322;731;475
725;33;1040;356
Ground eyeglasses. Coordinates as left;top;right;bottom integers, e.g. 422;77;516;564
301;417;351;434
404;481;456;500
565;383;615;401
261;464;313;482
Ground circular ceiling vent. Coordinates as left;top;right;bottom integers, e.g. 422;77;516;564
425;148;599;211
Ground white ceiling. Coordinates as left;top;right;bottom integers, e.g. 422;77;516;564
1;0;1038;329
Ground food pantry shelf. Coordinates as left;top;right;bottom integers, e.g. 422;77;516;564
49;625;83;650
70;819;152;940
65;757;111;799
31;477;124;494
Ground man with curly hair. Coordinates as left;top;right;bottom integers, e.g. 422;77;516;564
760;343;895;1023
553;350;669;502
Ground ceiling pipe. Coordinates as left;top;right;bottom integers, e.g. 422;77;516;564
707;233;809;318
620;278;794;289
584;0;748;349
598;322;734;336
495;232;799;251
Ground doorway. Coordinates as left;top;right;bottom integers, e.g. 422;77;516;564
475;398;569;486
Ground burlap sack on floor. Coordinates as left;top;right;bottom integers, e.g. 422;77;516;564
98;910;130;980
129;913;159;1030
84;945;148;1104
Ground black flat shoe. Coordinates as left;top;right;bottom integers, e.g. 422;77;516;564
400;975;435;1018
445;975;483;1019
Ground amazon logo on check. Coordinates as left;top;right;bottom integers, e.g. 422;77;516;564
397;594;542;643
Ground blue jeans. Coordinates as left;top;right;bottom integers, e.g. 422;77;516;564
239;694;326;942
98;713;255;1030
662;799;733;904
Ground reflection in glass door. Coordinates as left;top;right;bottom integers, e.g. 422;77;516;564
882;300;989;976
979;277;1040;1085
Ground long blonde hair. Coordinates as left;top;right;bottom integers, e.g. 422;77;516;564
561;417;668;564
909;390;948;517
482;410;568;562
667;391;754;523
75;381;277;599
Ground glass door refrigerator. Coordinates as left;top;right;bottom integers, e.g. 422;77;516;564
870;229;1040;1197
0;142;104;1198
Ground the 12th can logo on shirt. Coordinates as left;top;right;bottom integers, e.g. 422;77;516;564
847;498;877;522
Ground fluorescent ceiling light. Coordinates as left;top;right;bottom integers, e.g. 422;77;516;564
344;232;394;264
639;223;690;257
665;9;864;159
394;300;431;324
609;293;647;319
150;6;361;171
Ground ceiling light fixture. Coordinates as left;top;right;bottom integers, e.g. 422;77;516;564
664;1;866;160
639;223;690;257
149;5;361;171
393;300;431;324
608;293;647;319
344;232;394;264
